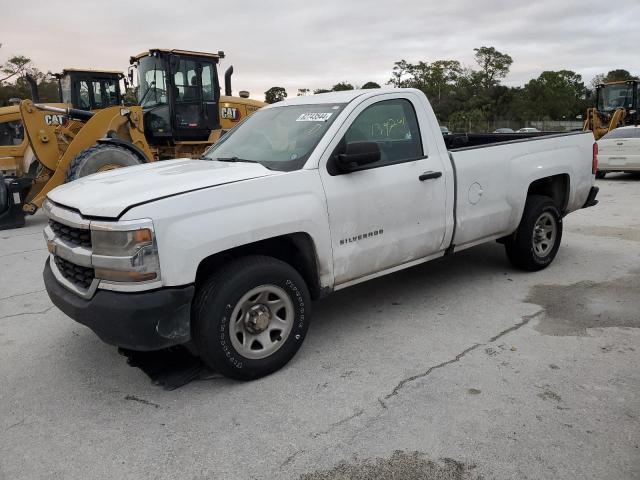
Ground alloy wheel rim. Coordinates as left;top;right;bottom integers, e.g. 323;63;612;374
229;284;294;360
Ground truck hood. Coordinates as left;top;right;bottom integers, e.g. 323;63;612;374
47;159;277;218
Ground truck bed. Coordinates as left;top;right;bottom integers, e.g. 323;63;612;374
446;130;595;249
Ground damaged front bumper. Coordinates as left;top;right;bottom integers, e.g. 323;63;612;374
44;258;194;351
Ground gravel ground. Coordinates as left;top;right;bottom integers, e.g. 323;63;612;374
1;174;638;479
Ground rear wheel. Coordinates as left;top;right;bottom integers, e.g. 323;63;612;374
595;171;607;179
504;195;562;271
192;255;311;380
65;144;143;182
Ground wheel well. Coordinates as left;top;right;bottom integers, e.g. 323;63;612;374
97;136;149;163
194;233;322;299
527;174;569;213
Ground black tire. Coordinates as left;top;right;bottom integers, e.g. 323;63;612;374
595;171;607;179
0;172;8;215
65;144;143;183
504;195;562;271
192;255;311;381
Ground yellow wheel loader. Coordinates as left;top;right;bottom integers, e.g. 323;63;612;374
0;69;126;229
583;79;639;140
0;49;264;229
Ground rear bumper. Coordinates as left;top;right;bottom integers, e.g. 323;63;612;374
599;156;640;171
582;186;599;209
44;258;194;351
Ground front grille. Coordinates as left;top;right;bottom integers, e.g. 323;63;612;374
54;256;95;289
49;219;91;248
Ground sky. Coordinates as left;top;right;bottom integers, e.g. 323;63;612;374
2;0;640;100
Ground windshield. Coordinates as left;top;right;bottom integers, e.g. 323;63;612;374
204;103;345;171
597;84;633;112
601;127;640;140
137;56;168;108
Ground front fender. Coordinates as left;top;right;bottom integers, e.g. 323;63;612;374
121;169;334;289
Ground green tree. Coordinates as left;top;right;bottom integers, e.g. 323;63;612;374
473;46;513;90
264;86;287;104
0;68;60;106
448;108;486;133
331;82;354;91
361;82;380;89
387;60;411;87
604;69;635;82
313;88;331;94
522;70;588;120
297;88;310;96
0;44;32;84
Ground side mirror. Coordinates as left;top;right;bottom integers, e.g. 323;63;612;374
336;141;380;172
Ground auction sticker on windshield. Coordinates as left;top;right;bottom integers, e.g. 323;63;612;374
296;112;333;122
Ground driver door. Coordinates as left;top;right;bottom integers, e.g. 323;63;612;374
172;58;219;140
319;95;448;285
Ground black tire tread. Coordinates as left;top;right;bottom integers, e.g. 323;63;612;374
65;144;143;183
504;195;562;271
192;255;310;380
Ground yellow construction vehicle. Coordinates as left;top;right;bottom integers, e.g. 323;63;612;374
0;70;126;228
0;49;264;229
583;79;639;140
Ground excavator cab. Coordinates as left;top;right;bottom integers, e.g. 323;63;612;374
130;49;223;143
55;69;124;110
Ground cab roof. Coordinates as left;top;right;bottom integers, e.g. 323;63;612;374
263;87;409;108
597;79;639;87
130;49;224;64
60;69;124;76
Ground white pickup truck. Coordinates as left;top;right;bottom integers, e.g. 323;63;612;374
42;88;599;380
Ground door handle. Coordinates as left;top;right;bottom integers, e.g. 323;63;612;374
419;171;442;181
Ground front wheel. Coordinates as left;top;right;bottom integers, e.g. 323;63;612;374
192;255;311;380
504;195;562;271
65;144;144;182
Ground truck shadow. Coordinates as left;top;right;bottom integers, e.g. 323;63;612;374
600;172;640;182
312;241;510;333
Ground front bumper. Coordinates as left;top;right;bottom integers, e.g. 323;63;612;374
582;186;599;209
44;258;194;351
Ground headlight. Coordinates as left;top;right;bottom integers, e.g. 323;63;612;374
92;228;153;256
91;220;160;283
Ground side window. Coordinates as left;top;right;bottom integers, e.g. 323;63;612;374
104;81;119;106
343;98;422;166
201;64;215;101
79;81;91;109
0;120;24;146
174;59;198;101
92;81;103;108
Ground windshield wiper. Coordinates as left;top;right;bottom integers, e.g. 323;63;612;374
215;156;259;164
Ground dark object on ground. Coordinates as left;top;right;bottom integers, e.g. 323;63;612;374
119;346;216;390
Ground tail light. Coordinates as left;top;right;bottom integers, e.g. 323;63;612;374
592;142;598;174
